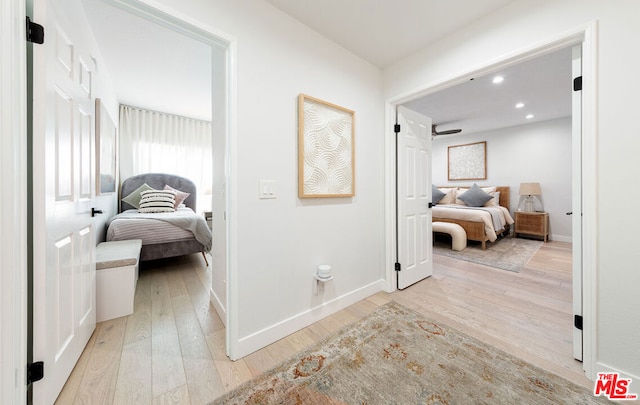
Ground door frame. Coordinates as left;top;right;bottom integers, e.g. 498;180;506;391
383;22;598;379
103;0;241;359
1;0;28;402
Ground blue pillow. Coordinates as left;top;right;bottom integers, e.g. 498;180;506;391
458;183;493;207
432;185;446;204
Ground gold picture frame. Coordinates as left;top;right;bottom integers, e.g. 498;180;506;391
95;98;117;194
448;141;487;181
298;94;355;198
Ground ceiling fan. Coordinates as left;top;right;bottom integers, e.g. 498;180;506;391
432;124;462;137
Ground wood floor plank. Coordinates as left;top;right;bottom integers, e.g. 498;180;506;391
241;338;279;378
171;293;226;403
54;326;99;404
113;337;152;404
165;265;190;298
124;268;152;345
212;358;254;393
204;329;227;362
150;270;187;399
72;317;127;404
152;384;190;405
181;264;224;336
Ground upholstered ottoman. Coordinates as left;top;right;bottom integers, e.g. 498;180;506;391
433;222;467;251
96;239;142;322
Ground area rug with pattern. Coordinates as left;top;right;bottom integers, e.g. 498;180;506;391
433;234;543;272
211;302;605;405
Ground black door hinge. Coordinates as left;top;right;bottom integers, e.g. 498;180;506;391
573;76;582;91
26;17;45;44
394;123;401;133
27;361;44;385
395;262;401;272
574;315;583;330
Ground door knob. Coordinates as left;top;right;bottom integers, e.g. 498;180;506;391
566;212;573;215
91;208;103;217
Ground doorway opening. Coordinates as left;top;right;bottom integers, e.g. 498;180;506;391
385;26;597;380
30;0;238;401
88;0;235;349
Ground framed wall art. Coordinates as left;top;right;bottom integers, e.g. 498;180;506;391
448;141;487;181
95;98;117;194
298;94;355;198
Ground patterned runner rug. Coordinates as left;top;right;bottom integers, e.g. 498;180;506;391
211;302;605;404
433;234;543;272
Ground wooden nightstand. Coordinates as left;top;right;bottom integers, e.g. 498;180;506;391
514;211;549;242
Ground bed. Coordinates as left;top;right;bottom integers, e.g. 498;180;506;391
106;173;212;262
432;185;514;249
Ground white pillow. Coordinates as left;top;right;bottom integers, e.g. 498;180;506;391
438;187;457;205
138;189;176;213
484;191;501;207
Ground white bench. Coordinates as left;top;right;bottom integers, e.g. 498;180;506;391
433;222;467;251
96;239;142;322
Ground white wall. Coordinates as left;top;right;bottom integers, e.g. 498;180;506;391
432;118;572;241
156;0;384;357
384;0;640;387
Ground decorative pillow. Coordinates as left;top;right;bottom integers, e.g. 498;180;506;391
484;191;501;207
455;186;496;205
458;183;494;207
438;187;457;204
432;185;446;204
121;183;153;209
138;189;176;213
164;184;191;209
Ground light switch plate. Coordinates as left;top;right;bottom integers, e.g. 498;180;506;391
258;180;276;199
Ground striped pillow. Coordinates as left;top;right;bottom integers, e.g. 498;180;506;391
138;189;176;213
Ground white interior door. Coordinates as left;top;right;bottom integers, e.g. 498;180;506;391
397;106;433;289
571;44;583;362
32;0;97;402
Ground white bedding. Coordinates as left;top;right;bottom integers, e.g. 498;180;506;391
432;204;514;242
107;207;212;251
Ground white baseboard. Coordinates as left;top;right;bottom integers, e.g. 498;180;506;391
209;287;227;327
551;234;572;243
234;279;386;359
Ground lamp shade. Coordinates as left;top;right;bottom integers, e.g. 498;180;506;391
519;182;542;196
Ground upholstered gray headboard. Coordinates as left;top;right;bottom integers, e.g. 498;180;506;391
120;173;197;212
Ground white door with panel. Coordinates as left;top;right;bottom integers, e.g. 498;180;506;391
32;0;97;403
571;44;583;362
397;106;433;289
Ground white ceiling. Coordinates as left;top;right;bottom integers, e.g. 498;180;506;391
264;0;515;69
80;0;571;133
402;47;573;137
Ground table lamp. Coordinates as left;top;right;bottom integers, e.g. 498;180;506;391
519;182;541;212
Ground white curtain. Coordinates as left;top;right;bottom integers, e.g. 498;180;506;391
119;105;213;212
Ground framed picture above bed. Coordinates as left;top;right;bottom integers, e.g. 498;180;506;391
298;94;355;198
448;141;487;181
95;98;117;194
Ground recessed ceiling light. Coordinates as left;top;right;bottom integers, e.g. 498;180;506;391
492;76;504;84
515;102;525;109
526;114;534;119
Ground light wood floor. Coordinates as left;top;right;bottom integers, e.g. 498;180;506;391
56;240;591;404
